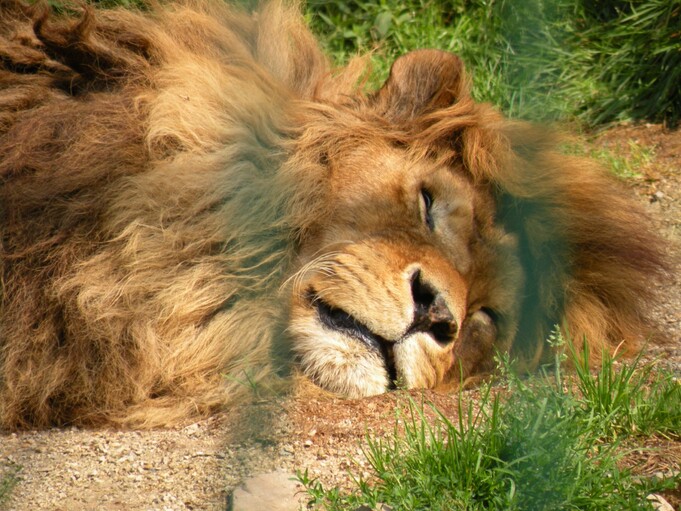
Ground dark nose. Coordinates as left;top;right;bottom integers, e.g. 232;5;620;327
408;270;458;344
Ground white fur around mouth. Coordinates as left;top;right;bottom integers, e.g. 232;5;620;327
311;296;397;385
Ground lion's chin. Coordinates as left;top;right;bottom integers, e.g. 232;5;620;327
289;297;458;398
288;313;393;398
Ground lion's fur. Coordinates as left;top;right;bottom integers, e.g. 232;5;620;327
0;0;667;429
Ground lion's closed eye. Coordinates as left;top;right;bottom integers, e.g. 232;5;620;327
420;188;435;230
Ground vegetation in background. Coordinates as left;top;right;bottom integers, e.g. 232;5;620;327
307;0;681;127
299;332;681;510
562;138;655;179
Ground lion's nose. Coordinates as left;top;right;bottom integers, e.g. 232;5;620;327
408;270;458;344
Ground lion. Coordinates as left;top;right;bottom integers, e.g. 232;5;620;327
0;0;667;429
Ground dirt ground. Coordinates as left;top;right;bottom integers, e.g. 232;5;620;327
1;123;679;511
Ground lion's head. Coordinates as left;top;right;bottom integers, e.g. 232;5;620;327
285;78;520;396
0;1;667;428
281;46;668;399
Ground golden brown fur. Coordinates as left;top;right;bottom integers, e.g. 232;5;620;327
0;0;667;429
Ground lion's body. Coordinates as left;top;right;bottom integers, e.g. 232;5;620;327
0;1;667;429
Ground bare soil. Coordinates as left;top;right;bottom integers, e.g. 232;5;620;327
1;123;680;511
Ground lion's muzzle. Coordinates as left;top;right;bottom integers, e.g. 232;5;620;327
288;240;468;398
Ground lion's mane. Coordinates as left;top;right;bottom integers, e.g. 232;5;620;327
0;0;667;429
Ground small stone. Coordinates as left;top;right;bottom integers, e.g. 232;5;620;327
647;494;674;511
650;191;665;202
183;423;200;435
229;471;304;511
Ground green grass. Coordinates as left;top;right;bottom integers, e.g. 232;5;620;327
299;332;681;510
569;341;681;440
561;138;655;180
0;462;21;507
588;142;654;180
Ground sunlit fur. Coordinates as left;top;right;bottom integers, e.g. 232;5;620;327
0;1;667;429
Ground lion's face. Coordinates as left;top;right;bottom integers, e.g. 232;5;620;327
288;136;516;397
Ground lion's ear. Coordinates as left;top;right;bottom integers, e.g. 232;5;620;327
375;49;468;121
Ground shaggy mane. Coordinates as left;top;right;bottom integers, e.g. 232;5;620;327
0;0;342;428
